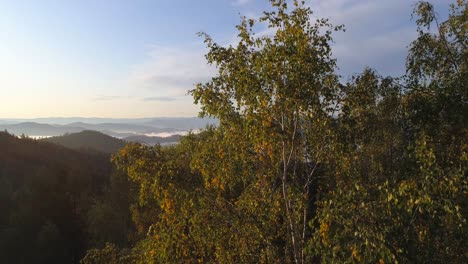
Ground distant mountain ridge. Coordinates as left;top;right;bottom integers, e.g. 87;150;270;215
42;130;184;154
0;117;217;138
0;117;217;126
43;130;127;153
65;122;162;133
0;122;83;136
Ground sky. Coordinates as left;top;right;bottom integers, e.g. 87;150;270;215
0;0;450;118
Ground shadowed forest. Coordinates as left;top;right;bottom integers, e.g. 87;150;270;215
0;1;466;263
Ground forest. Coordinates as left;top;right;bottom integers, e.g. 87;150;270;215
0;131;122;263
1;0;466;263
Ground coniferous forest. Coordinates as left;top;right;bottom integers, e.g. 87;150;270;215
1;1;467;263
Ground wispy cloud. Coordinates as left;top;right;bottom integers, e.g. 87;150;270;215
142;96;177;102
307;0;449;77
232;0;252;6
243;0;448;78
93;95;129;101
129;45;215;98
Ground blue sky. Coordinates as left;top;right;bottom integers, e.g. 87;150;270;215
0;0;449;118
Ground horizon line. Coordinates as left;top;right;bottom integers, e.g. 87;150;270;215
0;116;210;120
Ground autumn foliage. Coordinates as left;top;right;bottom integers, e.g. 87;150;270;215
79;1;468;263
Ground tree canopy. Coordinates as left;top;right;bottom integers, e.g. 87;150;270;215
81;1;466;263
2;0;465;263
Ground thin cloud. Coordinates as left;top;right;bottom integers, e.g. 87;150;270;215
93;95;129;101
142;96;177;102
307;0;449;77
129;45;215;98
244;0;448;78
232;0;252;6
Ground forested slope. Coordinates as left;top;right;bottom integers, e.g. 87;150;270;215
0;132;131;264
43;130;127;154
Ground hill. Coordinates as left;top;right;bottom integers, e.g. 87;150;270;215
43;130;127;154
0;131;114;263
